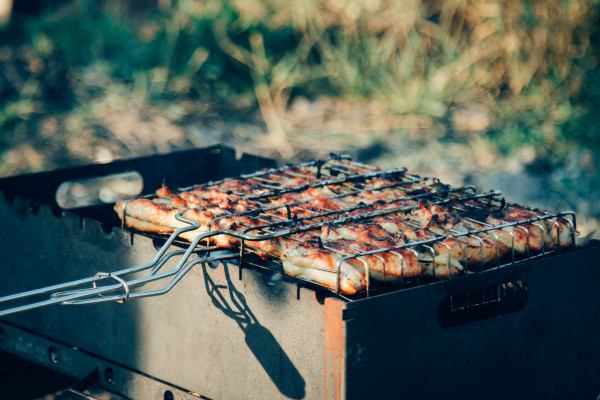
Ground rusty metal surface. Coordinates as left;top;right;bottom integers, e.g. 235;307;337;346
0;322;203;399
324;297;346;400
0;348;76;399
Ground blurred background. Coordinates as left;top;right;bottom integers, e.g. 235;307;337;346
0;0;598;239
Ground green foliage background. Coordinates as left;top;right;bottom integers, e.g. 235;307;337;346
0;0;599;164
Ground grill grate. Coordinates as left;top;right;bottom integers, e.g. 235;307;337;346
0;155;577;315
120;156;576;292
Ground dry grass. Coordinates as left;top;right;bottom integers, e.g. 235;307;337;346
1;0;596;152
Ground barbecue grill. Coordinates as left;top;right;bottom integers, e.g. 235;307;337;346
0;145;598;399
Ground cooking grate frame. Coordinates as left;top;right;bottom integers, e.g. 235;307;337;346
119;155;577;292
0;153;577;317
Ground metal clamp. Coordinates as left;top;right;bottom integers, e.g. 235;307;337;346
94;272;130;304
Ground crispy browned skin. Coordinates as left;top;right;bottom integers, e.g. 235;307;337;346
115;197;185;235
279;233;367;294
455;200;574;252
115;163;575;292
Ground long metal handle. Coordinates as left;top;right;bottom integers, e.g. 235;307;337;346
0;248;238;317
0;213;209;317
0;204;295;317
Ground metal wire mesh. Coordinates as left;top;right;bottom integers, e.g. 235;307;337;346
0;155;577;316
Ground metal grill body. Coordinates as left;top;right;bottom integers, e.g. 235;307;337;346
0;145;599;399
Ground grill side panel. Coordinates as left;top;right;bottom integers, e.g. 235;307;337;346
342;243;600;399
0;192;327;399
0;147;330;399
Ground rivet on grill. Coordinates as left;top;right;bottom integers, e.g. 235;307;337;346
104;367;115;384
48;347;59;364
164;390;175;400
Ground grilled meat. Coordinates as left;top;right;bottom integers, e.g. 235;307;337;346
114;159;575;294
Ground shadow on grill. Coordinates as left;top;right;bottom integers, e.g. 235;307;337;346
202;262;306;399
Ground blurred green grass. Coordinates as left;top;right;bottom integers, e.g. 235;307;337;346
0;0;598;165
0;0;599;237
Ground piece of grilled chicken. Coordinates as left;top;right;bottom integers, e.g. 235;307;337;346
114;163;574;293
